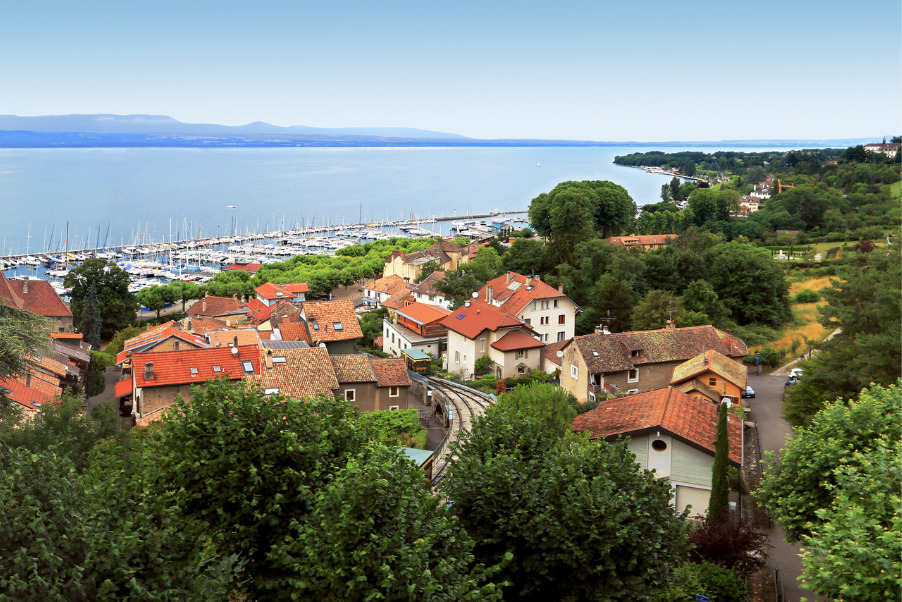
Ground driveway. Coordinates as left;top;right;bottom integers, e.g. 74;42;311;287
747;374;814;602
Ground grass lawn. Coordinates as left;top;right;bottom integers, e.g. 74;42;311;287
886;180;901;200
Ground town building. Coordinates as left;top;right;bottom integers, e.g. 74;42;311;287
254;282;308;306
864;142;901;157
248;347;339;400
301;300;363;354
187;293;249;326
362;274;410;309
602;234;677;251
381;302;451;358
476;272;580;343
440;300;544;379
558;323;748;402
670;349;748;404
572;387;742;516
0;273;74;334
411;270;454;309
382;240;469;282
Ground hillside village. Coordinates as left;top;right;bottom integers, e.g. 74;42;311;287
0;147;898;600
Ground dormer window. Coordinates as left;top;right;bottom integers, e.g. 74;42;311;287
631;349;641;358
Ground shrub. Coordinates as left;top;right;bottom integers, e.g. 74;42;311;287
793;289;821;303
658;561;749;602
687;514;767;576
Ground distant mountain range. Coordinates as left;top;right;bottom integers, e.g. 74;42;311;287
0;114;882;148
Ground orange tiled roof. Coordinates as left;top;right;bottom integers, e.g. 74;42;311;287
541;339;569;366
133;345;260;388
603;234;677;247
440;300;527;340
0;377;55;412
187;316;231;335
247;347;338;400
278;322;311;344
6;277;72;318
395;302;452;325
304;300;363;343
245;299;277;324
32;354;69;378
255;281;308;301
479;272;566;316
187;295;247;317
22;371;63;397
572;387;742;465
50;332;84;340
330;354;375;383
670;349;748;390
411;270;446;297
366;274;408;296
0;273;24;309
114;378;133;398
207;329;263;349
224;262;262;273
116;325;210;365
382;287;416;310
370;358;412;388
490;330;546;351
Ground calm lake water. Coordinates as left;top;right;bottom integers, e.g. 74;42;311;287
0;145;787;254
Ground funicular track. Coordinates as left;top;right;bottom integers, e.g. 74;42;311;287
427;378;495;489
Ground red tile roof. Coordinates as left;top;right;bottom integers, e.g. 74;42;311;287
0;377;55;412
366;274;408;296
245;299;277;324
411;270;446;297
133;345;260;388
304;300;363;343
247;347;338;400
116;325;210;365
490;330;546;351
255;281;308;301
373;336;384;349
187;316;231;335
115;378;133;398
207;329;262;349
670;350;748;390
6;277;72;318
187;295;247;318
541;339;569;366
278;322;311;344
370;358;412;388
395;302;452;325
382;288;415;310
50;332;84;340
572;387;742;465
224;262;262;273
22;371;63;397
603;234;677;247
440;300;527;340
330;354;375;383
479;272;566;316
0;273;24;309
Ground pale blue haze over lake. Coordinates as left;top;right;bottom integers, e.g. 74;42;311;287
0;146;792;254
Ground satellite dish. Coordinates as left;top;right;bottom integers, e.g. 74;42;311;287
464;301;470;307
319;342;327;348
472;291;478;298
555;350;564;358
721;398;732;408
230;347;238;355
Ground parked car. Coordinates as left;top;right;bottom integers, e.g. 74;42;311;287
788;368;804;379
741;385;755;398
784;379;797;387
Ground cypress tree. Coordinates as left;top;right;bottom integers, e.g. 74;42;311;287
707;400;730;522
81;282;102;351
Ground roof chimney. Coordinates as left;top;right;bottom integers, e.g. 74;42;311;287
202;297;207;312
526;275;532;286
233;335;239;347
595;324;610;335
265;349;273;370
486;285;493;303
506;272;513;284
22;277;28;294
26;372;31;387
666;320;676;329
145;362;155;380
558;284;564;293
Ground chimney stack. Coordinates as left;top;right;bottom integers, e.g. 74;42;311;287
526;276;532;286
486;285;493;303
506;272;513;284
595;324;610;335
265;349;273;370
26;372;31;387
233;335;239;348
666;320;676;330
558;284;564;293
202;297;207;312
22;277;28;294
145;362;155;380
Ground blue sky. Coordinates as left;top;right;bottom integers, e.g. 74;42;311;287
2;0;899;140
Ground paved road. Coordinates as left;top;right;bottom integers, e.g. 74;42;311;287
748;373;814;602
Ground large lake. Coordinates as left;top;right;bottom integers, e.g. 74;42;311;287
0;145;787;253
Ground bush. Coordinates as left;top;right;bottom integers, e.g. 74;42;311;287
357;409;427;449
731;324;781;347
687;514;767;576
658;561;749;602
474;356;494;374
793;289;821;303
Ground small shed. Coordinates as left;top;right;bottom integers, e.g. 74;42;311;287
402;348;431;374
401;447;435;482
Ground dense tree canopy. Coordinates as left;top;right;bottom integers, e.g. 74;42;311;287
64;258;139;339
444;383;687;601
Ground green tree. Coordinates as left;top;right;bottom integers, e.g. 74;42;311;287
783;242;901;424
501;238;545;276
660;183;672;203
0;302;50;384
414;260;439;283
707;401;730;522
468;246;503;282
147;381;369;598
444;386;686;600
631;290;684;330
136;286;166;319
758;380;901;543
706;243;791;327
658;562;749;602
81;282;102;350
682;158;697;177
682;279;730;328
280;446;503;601
64;258;138;339
433;267;485;309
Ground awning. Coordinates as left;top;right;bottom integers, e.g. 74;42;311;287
114;379;134;398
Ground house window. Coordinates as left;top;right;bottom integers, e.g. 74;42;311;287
429;295;434;302
190;367;198;375
272;356;286;364
631;349;641;358
571;364;578;379
589;392;596;402
708;377;717;387
540;316;549;325
333;322;344;331
388;405;400;411
311;321;319;331
455;351;460;364
58;327;65;333
558;314;565;324
213;365;222;372
263;387;280;395
517;364;527;374
543;333;549;342
389;386;399;397
516;349;526;359
627;388;639;394
553;299;558;308
524;318;531;325
628;369;639;383
557;331;565;342
242;361;255;374
344;389;356;402
480;338;485;351
652;439;668;452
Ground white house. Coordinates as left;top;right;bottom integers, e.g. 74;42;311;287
476;272;580;344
